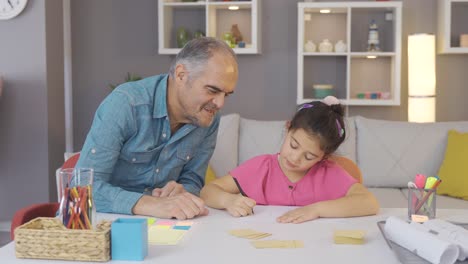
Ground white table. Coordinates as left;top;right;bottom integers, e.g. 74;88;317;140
1;207;468;264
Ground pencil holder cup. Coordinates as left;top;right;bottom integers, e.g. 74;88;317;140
58;168;96;230
111;218;148;261
408;187;436;220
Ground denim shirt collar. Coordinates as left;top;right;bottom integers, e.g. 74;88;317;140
153;74;169;119
153;74;197;136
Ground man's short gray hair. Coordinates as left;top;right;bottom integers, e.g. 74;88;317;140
169;37;237;80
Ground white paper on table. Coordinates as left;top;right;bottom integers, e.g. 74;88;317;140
384;216;459;264
420;219;468;261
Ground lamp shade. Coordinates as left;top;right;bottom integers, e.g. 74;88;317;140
408;34;436;122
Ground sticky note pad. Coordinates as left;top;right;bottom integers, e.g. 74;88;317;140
148;227;186;245
411;214;429;223
333;230;366;245
229;229;272;240
147;218;156;226
173;225;191;230
251;240;304;249
154;225;171;229
157;220;175;226
176;221;193;226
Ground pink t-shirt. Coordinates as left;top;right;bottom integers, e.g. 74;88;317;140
230;154;357;206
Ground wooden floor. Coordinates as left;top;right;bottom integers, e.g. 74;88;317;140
0;231;11;247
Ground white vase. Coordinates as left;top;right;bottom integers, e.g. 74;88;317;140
319;39;333;52
334;40;347;52
304;40;316;52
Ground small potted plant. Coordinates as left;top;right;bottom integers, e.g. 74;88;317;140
109;72;142;90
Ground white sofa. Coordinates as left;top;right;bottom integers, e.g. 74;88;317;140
210;114;468;209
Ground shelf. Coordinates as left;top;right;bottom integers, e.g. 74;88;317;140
297;1;402;106
437;0;468;54
158;0;260;54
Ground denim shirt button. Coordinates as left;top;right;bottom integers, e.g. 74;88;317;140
186;155;190;160
155;168;159;173
132;158;136;162
91;148;96;154
162;133;166;138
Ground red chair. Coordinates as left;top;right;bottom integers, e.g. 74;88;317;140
10;153;80;240
10;203;60;240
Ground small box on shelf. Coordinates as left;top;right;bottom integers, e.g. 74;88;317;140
297;1;401;106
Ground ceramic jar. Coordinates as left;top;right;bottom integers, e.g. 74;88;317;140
461;34;468;48
319;39;333;52
313;84;334;99
304;40;316;52
176;27;189;48
334;40;347;52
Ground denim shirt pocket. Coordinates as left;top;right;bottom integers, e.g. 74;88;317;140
116;148;160;189
175;145;194;165
123;149;157;164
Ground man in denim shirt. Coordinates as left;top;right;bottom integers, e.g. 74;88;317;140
76;37;238;219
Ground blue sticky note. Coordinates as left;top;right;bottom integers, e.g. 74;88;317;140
173;225;191;230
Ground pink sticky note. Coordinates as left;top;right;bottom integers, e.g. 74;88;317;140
157;220;175;226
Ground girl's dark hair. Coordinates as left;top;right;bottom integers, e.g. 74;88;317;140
289;101;346;157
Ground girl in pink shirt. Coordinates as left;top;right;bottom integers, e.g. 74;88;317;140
201;96;379;223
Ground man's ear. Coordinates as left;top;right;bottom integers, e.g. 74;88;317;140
174;64;187;82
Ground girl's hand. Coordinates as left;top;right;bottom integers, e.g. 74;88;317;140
226;196;256;217
276;205;320;224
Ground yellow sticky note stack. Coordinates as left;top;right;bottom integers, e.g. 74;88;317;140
148;226;186;245
229;229;272;240
333;230;366;245
251;240;304;249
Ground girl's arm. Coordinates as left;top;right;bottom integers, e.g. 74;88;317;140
200;175;256;217
277;183;379;223
313;183;380;217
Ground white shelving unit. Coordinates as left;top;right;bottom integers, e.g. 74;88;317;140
437;0;468;54
297;2;402;106
158;0;261;54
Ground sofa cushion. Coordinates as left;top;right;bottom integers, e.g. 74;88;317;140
210;113;240;177
337;117;356;162
238;117;357;165
356;116;468;188
205;165;217;184
368;188;408;208
239;118;285;164
437;130;468;200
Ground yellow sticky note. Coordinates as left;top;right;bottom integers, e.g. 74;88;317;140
229;229;272;239
251;240;304;249
154;225;171;229
148;227;186;245
147;218;156;226
333;230;366;245
411;214;429;223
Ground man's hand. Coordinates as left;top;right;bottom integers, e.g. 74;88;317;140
152;181;186;197
225;195;256;217
133;192;209;220
276;205;320;224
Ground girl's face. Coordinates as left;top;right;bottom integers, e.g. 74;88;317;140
279;128;325;176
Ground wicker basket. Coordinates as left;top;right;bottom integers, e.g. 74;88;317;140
14;217;111;262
